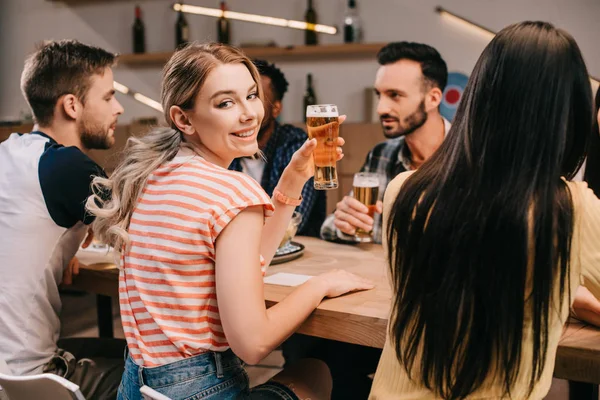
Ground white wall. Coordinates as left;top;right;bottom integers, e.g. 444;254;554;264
2;0;600;124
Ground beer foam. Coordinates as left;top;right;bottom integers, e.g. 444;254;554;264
353;175;379;187
306;105;339;118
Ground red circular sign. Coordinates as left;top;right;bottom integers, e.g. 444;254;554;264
445;88;461;105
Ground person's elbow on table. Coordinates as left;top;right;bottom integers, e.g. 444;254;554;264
572;285;600;327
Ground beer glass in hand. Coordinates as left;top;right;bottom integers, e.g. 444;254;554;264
352;172;380;242
306;104;340;190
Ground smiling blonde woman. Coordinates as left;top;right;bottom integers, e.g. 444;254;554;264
86;42;373;400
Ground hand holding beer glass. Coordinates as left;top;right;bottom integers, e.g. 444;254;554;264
332;172;383;241
352;173;380;242
306;104;340;190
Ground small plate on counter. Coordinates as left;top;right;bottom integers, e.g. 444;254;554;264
271;241;305;265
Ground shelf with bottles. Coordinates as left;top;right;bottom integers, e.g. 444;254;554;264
118;43;385;66
343;0;362;44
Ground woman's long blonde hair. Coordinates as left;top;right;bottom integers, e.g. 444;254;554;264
86;42;262;255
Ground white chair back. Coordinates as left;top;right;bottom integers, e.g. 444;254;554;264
0;372;85;400
0;358;10;400
140;385;172;400
0;360;10;374
0;359;7;400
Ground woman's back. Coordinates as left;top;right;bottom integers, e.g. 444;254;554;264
370;172;600;399
120;149;273;367
372;21;596;400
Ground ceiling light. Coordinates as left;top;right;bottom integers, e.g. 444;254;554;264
114;81;163;112
173;3;337;35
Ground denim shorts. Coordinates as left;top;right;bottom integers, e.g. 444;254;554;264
117;349;299;400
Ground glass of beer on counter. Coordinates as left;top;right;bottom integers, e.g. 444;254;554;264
306;104;340;190
353;172;380;242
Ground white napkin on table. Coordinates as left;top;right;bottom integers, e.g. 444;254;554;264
264;272;313;287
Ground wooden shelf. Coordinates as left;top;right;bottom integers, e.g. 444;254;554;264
118;43;386;66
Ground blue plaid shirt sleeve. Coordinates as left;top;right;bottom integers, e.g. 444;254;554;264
319;150;375;243
270;124;319;234
296;178;317;233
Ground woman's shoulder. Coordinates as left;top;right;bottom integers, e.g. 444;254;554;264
200;162;271;205
161;155;270;202
226;168;269;194
384;171;415;207
566;179;597;204
566;180;600;220
169;155;254;182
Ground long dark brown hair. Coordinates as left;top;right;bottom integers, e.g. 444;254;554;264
386;21;592;398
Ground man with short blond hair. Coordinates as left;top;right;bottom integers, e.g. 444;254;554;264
0;40;124;398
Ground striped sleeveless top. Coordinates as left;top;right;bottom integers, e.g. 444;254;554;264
119;150;274;367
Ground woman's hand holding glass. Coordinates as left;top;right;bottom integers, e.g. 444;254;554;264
279;115;347;193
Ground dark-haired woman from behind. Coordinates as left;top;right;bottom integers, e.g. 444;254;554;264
370;21;600;399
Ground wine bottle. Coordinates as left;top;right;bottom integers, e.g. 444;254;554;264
344;0;362;43
305;0;318;46
132;5;145;54
217;1;231;44
303;74;317;122
176;8;190;48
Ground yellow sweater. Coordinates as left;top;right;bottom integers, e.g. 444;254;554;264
370;171;600;400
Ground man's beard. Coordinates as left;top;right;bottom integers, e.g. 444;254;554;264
381;99;428;139
78;116;113;150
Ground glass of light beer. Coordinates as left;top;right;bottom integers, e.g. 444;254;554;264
306;104;340;190
353;172;380;242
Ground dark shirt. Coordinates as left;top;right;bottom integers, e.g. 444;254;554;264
34;131;106;226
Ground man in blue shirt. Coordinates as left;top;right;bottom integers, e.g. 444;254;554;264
0;40;124;399
230;60;325;237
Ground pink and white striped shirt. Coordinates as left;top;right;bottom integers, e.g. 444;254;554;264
119;150;274;367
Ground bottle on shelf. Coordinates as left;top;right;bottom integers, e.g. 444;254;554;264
304;0;318;46
344;0;362;43
132;4;146;54
217;1;231;44
176;6;190;49
303;73;317;122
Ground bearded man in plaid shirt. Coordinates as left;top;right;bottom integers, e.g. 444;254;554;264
320;41;451;245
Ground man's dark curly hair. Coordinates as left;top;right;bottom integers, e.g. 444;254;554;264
377;41;447;92
253;59;289;101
